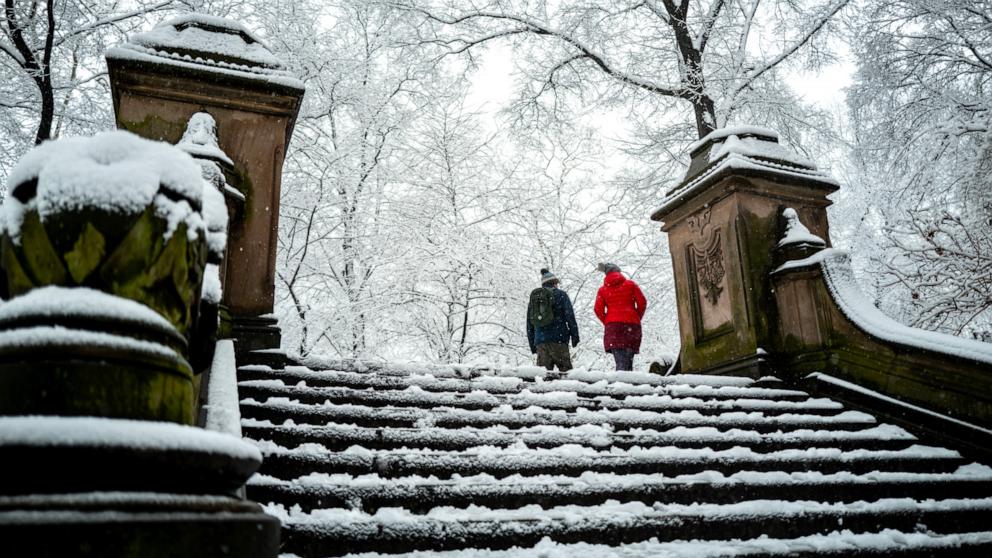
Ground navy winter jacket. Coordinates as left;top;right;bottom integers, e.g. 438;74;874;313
526;287;580;352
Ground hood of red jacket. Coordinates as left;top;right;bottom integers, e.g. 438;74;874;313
603;271;626;287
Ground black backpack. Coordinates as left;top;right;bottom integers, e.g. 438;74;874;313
528;287;555;328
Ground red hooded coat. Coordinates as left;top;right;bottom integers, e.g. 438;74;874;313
594;271;647;352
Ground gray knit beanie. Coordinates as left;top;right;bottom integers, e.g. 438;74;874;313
597;262;621;274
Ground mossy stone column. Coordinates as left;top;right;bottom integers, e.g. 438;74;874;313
106;14;304;352
651;128;838;376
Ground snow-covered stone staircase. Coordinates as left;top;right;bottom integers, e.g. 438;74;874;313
237;353;992;557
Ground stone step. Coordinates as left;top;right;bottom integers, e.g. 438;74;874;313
247;469;992;514
241;422;916;453
290;358;756;388
270;497;992;557
237;381;844;415
237;365;809;401
239;398;877;432
238;350;294;369
253;444;965;480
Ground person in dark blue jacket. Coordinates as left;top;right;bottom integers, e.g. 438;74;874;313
526;269;580;371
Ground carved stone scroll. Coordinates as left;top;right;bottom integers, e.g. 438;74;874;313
688;229;732;338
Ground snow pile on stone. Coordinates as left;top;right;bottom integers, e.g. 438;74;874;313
4;130;206;243
779;249;992;366
656;126;838;217
0;286;175;332
202;263;223;304
0;415;260;460
178;111;234;166
0;326;180;361
106;13;305;90
777;207;824;247
202;184;228;254
132;14;284;69
202;340;242;436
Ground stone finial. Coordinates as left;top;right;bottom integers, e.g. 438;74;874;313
0;131;210;423
779;208;826;247
178;112;233;166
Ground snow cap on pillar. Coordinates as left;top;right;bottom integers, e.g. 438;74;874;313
105;13;305;337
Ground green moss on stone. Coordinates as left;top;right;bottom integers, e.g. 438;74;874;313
65;222;106;283
119;114;187;144
18;211;69;288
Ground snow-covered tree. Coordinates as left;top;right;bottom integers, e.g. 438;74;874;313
847;0;992;337
395;0;850;138
0;0;176;185
274;0;432;358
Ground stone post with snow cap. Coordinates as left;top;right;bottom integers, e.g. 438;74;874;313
651;126;839;377
106;13;305;352
655;126;992;450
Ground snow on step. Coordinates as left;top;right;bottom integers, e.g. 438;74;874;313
267;497;992;556
280;529;992;558
248;465;992;515
240;398;875;431
236;361;992;556
239;365;805;400
240;419;915;451
252;440;963;479
295;357;755;388
237;380;840;414
269;496;992;526
253;464;992;493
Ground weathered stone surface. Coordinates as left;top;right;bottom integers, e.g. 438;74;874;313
106;15;304;323
656;166;835;376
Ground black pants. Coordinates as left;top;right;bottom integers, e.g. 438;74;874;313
537;343;573;371
610;348;635;371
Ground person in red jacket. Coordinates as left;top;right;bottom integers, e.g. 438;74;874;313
594;263;647;371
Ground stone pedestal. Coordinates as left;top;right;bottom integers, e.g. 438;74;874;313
0;416;278;558
652;128;839;376
106;14;304;346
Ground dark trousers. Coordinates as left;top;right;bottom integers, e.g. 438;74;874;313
610;348;635;371
537;343;573;372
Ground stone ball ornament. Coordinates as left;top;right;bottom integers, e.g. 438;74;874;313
0;131;212;423
1;130;209;336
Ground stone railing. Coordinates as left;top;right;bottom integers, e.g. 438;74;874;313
772;244;992;435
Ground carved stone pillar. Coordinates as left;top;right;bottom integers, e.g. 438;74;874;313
652;127;838;376
106;14;305;351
